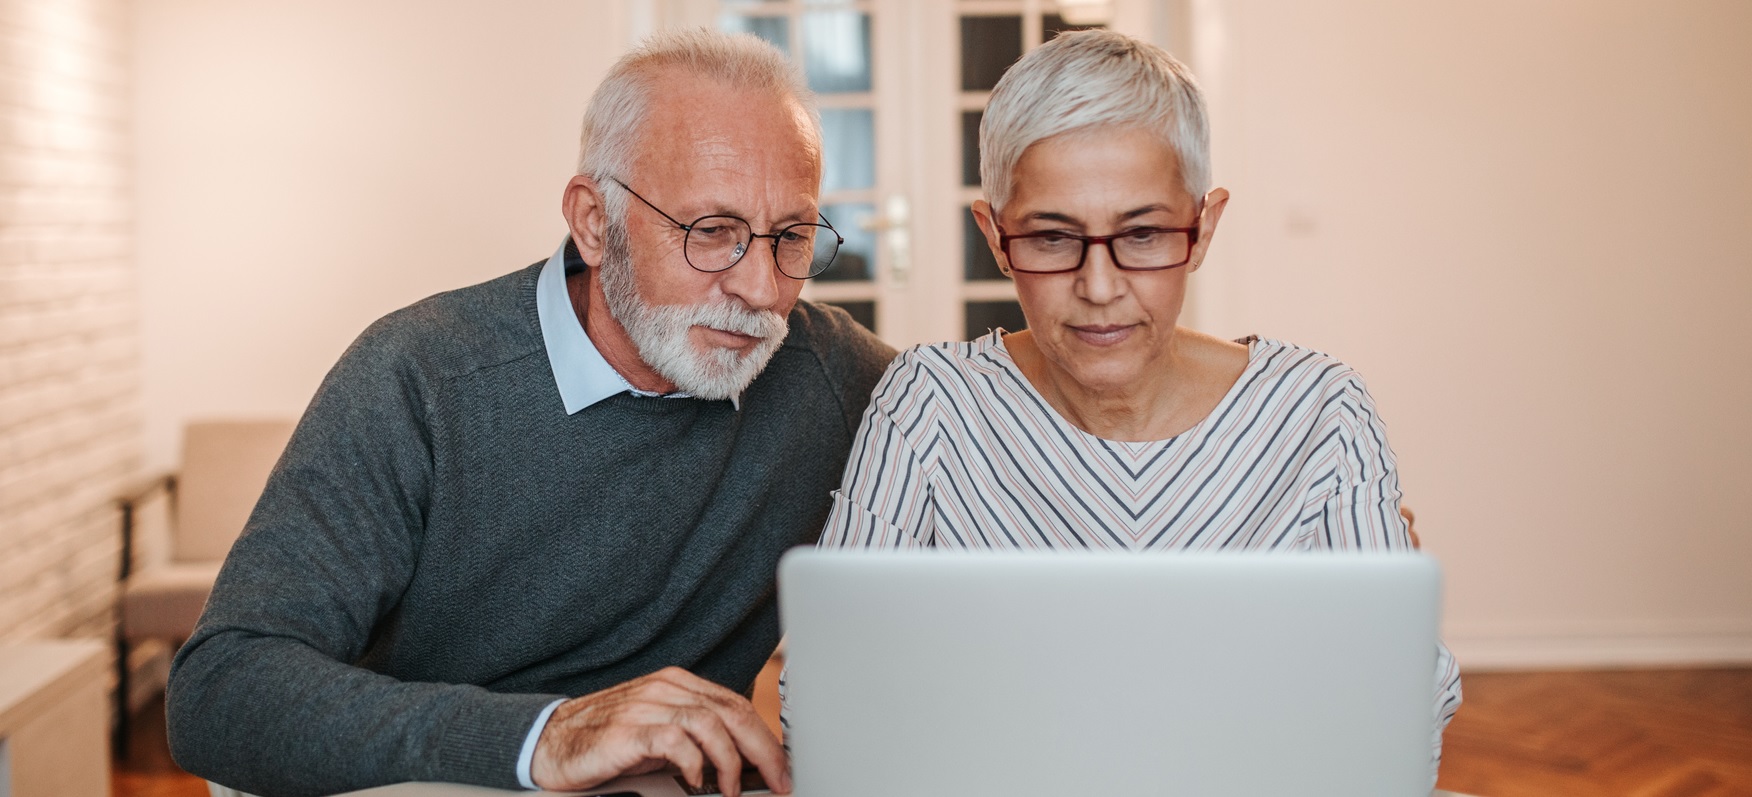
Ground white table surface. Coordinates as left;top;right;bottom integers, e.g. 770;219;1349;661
331;781;1482;796
0;639;108;737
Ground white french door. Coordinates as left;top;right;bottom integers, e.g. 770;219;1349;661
648;0;1171;349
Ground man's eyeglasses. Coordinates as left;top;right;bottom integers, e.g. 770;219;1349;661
612;179;843;280
997;217;1202;274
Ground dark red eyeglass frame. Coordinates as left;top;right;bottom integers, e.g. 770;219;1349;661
996;215;1204;274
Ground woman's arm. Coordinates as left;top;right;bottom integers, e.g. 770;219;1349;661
1324;370;1462;784
818;355;937;550
786;355;938;739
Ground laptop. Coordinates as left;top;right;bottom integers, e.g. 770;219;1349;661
336;550;1442;797
776;550;1442;797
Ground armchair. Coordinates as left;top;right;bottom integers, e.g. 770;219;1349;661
113;419;295;757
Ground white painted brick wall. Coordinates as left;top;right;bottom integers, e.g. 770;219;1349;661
0;0;140;643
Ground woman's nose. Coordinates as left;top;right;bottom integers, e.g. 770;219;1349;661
1077;241;1125;303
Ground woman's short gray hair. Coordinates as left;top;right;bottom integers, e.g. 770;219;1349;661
578;28;820;218
979;30;1210;210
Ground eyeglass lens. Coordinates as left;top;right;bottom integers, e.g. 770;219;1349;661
1010;230;1192;272
685;216;840;279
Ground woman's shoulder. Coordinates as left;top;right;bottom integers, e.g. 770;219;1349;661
889;330;1011;376
1244;337;1368;390
867;331;1016;411
1228;338;1392;437
1210;337;1383;423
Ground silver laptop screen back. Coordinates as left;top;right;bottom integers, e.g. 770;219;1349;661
779;551;1439;797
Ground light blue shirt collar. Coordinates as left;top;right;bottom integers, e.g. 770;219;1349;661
537;240;633;414
536;240;727;414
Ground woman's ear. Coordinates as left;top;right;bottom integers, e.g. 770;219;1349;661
1188;187;1230;272
561;175;609;264
970;199;1012;277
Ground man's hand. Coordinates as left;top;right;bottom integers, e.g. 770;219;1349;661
1400;505;1421;549
530;666;791;797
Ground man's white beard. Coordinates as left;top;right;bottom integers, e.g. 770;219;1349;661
597;216;788;401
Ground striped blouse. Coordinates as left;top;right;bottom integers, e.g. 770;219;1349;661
811;332;1462;772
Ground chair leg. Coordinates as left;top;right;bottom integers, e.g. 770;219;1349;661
113;634;130;761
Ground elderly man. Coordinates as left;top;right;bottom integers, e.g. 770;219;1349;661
166;30;891;797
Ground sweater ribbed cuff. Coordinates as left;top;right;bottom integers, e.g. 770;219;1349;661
427;689;568;790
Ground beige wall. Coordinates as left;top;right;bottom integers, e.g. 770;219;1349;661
0;0;140;641
131;0;1752;667
133;0;630;469
1188;0;1752;665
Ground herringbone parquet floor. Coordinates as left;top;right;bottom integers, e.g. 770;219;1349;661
115;666;1752;796
1432;668;1752;797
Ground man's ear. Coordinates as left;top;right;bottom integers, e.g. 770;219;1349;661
561;175;608;264
970;200;1012;278
1187;187;1230;272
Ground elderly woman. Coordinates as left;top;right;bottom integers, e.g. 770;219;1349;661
810;30;1461;775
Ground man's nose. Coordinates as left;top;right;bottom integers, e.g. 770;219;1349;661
719;236;784;310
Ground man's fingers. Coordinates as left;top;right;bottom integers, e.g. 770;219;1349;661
644;724;708;789
651;669;790;794
712;700;789;793
535;669;791;794
674;708;746;797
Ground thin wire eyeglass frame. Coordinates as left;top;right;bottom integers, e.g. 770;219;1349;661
610;178;844;279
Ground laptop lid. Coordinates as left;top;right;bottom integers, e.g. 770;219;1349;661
778;550;1440;797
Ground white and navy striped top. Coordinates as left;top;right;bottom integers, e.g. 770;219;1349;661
812;331;1462;772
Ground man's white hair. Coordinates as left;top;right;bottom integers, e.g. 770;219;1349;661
979;30;1211;210
578;28;821;222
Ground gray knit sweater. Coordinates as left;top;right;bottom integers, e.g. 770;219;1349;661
165;260;893;797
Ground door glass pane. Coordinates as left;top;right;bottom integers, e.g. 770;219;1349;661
960;16;1022;91
964;300;1026;340
803;11;872;93
961;110;983;187
815;202;875;282
1041;14;1105;43
720;14;789;51
962;208;1004;281
819;108;875;192
825;300;877;334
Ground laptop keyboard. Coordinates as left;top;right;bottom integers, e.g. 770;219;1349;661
673;768;771;795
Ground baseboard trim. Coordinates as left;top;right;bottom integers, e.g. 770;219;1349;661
1447;629;1752;670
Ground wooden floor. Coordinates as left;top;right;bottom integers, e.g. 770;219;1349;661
1433;668;1752;797
112;694;207;797
115;666;1752;797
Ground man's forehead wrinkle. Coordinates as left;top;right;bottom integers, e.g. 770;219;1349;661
640;149;818;225
691;133;740;162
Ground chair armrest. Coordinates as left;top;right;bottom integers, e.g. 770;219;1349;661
116;471;177;582
115;471;177;512
119;562;223;641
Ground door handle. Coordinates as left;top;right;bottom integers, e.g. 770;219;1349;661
860;194;911;286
